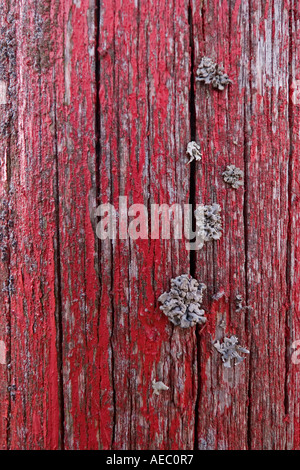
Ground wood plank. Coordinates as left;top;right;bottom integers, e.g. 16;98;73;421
192;0;290;450
98;0;196;449
245;0;289;449
7;1;61;449
0;0;17;450
286;0;300;450
192;0;250;450
54;0;111;449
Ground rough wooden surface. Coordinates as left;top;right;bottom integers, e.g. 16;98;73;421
0;0;300;450
98;0;195;450
192;0;250;450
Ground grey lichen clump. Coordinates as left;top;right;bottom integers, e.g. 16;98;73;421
196;57;232;91
235;294;252;313
152;380;169;396
235;294;243;312
158;274;207;328
222;165;244;189
194;203;222;249
214;335;250;368
187;141;202;164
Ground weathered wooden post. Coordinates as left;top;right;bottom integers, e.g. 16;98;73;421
0;0;299;450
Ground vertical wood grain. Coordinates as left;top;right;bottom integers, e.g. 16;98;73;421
246;0;289;449
192;0;250;450
192;0;292;450
7;0;61;449
286;0;300;450
0;0;16;450
54;0;110;449
98;0;196;450
0;0;300;450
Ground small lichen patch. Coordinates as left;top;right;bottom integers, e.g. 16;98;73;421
212;290;225;301
187;141;202;164
235;294;252;313
196;57;232;91
158;274;207;328
152;380;169;396
194;203;222;249
223;165;244;189
235;294;243;312
214;335;249;368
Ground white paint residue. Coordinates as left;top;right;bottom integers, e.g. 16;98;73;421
292;79;300;105
1;147;7;182
0;341;6;365
0;81;7;105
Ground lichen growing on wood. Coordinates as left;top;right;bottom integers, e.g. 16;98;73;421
235;294;243;312
235;294;252;313
223;165;244;189
194;203;222;249
214;335;250;368
152;380;169;395
187;141;202;164
196;56;232;91
212;290;225;301
158;274;207;328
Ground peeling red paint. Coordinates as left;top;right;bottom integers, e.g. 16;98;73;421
0;0;299;451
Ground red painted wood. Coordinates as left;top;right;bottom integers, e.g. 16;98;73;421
0;0;14;450
55;0;105;450
245;0;290;449
192;0;250;450
0;0;300;450
286;0;300;450
98;0;195;450
5;1;61;449
192;0;297;450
